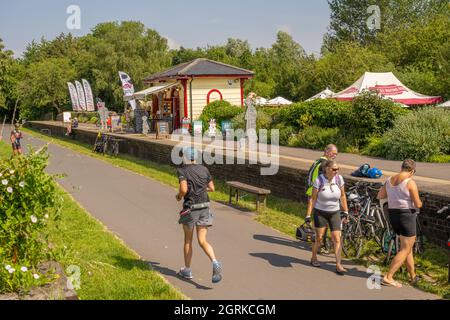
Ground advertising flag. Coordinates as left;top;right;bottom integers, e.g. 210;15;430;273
67;82;80;111
75;80;87;111
82;79;95;111
119;71;136;110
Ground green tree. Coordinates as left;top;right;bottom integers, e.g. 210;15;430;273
315;42;395;92
0;38;14;109
18;58;76;119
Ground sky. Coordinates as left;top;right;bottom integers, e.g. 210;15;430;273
0;0;331;58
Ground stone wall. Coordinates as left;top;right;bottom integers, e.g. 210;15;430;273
27;122;450;249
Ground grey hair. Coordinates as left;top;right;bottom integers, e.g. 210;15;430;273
325;144;338;153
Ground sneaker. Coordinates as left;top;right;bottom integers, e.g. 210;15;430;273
212;261;223;283
177;267;193;280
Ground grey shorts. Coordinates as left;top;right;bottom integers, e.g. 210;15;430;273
179;208;214;229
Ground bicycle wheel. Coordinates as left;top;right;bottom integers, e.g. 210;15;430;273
342;216;364;258
382;229;397;265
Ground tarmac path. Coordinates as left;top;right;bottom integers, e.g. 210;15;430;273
4;126;439;300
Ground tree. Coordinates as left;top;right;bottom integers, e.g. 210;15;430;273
315;42;395;92
18;58;76;119
323;0;448;52
0;38;14;109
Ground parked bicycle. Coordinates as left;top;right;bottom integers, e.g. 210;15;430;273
93;132;120;157
342;182;387;258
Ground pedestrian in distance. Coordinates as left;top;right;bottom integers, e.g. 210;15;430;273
306;160;349;275
10;123;23;156
176;147;223;283
377;159;423;288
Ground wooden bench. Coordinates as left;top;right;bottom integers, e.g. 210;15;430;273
226;181;271;212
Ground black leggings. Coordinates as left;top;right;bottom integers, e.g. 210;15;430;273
388;209;417;237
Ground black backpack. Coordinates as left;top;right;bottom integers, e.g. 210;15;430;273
351;163;371;178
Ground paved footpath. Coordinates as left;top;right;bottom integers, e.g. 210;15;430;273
8;127;439;300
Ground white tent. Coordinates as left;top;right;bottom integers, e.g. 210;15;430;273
306;87;335;102
437;100;450;108
333;72;442;105
266;97;293;106
255;97;268;105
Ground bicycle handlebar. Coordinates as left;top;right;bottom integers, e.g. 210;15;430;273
437;206;449;215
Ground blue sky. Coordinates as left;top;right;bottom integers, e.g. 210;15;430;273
0;0;331;57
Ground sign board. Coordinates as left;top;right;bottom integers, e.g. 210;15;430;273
111;115;121;132
156;121;170;139
193;121;203;136
63;112;72;123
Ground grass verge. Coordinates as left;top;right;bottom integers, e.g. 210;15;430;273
23;127;450;299
0;140;185;300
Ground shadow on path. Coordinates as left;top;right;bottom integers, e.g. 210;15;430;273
253;234;311;251
249;252;370;279
111;256;212;290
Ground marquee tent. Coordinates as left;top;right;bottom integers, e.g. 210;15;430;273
437;100;450;108
333;72;442;105
306;87;335;102
266;97;293;106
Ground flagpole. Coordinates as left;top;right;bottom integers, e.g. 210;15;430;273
1;115;6;140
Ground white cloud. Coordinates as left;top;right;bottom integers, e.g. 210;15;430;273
165;36;181;50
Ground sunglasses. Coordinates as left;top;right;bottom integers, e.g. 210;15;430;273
330;168;340;172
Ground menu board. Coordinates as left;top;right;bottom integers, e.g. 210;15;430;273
156;121;170;139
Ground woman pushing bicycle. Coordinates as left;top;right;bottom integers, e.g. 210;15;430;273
377;159;423;288
305;160;349;275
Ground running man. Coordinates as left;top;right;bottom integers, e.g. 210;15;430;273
176;147;223;283
10;123;23;156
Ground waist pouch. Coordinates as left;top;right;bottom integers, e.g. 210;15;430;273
179;202;210;217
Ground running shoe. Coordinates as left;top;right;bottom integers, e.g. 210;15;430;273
177;267;193;280
212;261;223;283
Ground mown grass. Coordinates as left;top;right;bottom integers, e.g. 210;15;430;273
23;127;450;299
0;140;185;300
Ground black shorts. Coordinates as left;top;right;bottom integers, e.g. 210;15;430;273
388;209;417;237
12;143;21;150
313;209;342;232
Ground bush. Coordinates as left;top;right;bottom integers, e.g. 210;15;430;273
380;108;450;161
271;124;296;146
199;100;243;132
361;136;389;158
348;91;408;143
288;126;341;150
0;147;61;293
278;99;351;130
231;109;272;132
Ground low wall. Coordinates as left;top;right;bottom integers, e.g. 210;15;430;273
27;121;450;249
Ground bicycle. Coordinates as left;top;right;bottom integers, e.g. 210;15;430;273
93;132;120;157
342;182;387;258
